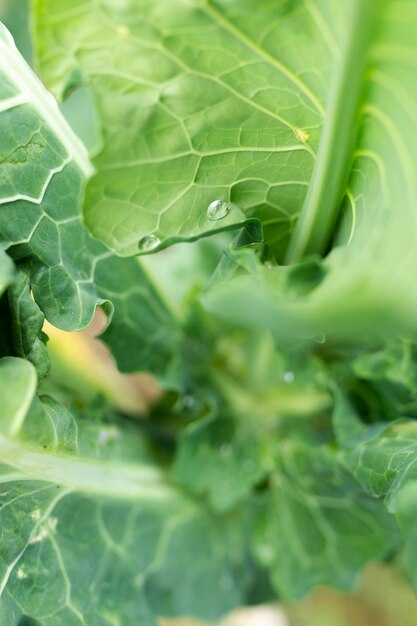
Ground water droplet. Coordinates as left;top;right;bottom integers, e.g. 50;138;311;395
283;371;294;384
138;234;160;252
264;261;274;269
207;200;230;221
313;333;326;344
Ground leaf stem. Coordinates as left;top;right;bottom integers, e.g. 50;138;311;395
285;1;378;263
0;436;177;501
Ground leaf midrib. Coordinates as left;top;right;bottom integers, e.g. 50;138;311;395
285;0;379;262
0;25;92;177
0;436;177;501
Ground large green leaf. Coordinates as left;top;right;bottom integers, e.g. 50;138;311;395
0;24;183;380
33;0;337;257
173;414;268;513
0;22;101;330
32;1;417;340
0;357;254;624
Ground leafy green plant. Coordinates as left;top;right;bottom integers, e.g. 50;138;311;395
2;0;417;623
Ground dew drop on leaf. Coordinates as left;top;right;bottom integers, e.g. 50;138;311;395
138;234;160;252
207;200;230;221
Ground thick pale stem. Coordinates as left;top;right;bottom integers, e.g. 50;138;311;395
0;436;176;501
285;1;378;263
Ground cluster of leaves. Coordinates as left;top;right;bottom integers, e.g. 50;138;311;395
2;0;417;624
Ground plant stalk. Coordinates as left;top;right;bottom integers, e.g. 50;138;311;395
285;0;378;263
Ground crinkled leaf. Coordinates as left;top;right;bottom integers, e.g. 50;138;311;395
173;415;267;512
344;420;417;511
252;442;398;599
7;266;50;379
0;23;102;331
0;25;183;380
0;357;254;623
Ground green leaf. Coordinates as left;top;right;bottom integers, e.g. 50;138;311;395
0;25;184;381
0;23;103;331
173;414;267;512
32;0;336;257
30;0;416;342
17;0;417;613
8;266;50;379
344;420;417;511
0;358;254;623
94;255;182;378
0;357;37;437
252;442;398;599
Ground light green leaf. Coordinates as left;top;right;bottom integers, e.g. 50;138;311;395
32;0;336;257
0;357;36;437
253;442;398;599
31;0;416;342
344;420;417;511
